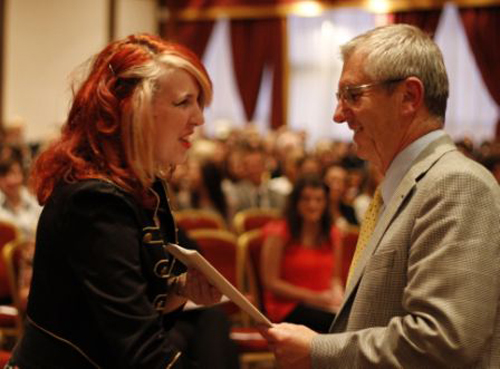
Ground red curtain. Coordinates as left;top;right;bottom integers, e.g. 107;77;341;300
391;9;443;37
230;18;286;129
270;18;286;131
159;20;215;59
460;7;500;139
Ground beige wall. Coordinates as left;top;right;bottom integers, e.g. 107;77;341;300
3;0;157;142
115;0;157;40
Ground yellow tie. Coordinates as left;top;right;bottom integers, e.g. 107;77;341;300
347;187;384;284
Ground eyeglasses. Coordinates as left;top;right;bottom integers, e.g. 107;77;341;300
335;78;405;105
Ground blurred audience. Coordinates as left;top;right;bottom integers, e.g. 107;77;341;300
166;128;498;232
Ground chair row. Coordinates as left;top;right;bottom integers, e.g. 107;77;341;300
187;227;360;319
174;207;281;235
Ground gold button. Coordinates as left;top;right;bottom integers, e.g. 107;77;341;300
153;294;167;311
154;259;171;278
143;232;153;243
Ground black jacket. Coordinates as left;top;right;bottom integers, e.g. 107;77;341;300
12;179;186;369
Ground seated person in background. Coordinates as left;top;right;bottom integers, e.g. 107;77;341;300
220;146;245;208
175;160;234;224
344;167;364;203
1;118;34;172
268;150;302;198
323;164;358;229
223;146;246;184
231;146;285;212
297;155;322;178
0;156;41;239
353;163;383;222
261;175;344;333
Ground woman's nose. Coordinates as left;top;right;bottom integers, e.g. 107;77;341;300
192;104;205;126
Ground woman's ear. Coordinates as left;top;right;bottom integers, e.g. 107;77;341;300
401;77;424;117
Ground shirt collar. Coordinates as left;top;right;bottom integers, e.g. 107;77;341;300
380;129;446;205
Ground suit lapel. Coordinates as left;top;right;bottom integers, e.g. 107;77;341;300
330;136;457;330
344;176;414;294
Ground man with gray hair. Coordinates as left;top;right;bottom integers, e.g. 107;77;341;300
259;24;500;368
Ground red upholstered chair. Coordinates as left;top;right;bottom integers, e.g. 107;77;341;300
188;229;240;287
174;209;226;232
0;350;11;367
188;229;275;369
238;229;266;314
233;208;281;235
2;240;24;338
0;222;22;342
236;229;275;368
187;229;242;319
0;222;19;301
339;227;359;287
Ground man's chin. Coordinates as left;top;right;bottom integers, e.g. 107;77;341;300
353;144;373;162
352;142;365;159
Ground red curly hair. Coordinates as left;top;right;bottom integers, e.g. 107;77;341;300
32;34;212;206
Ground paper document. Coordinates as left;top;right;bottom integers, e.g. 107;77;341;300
184;295;230;311
166;243;272;327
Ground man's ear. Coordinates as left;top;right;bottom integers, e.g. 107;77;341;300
400;77;424;117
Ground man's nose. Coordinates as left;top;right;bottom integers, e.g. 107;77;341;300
333;100;346;123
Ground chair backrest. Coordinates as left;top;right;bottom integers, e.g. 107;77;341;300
188;229;248;323
233;208;281;235
339;227;359;287
188;229;241;289
238;229;266;313
0;222;20;301
2;240;23;312
174;209;226;232
2;239;24;336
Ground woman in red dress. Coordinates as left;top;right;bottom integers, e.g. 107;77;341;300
261;175;344;333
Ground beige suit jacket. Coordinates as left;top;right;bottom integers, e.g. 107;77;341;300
312;136;500;368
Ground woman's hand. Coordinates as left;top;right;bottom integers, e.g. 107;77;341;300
179;268;222;306
330;278;345;306
306;290;341;312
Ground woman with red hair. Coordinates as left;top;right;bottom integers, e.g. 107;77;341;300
9;34;221;369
